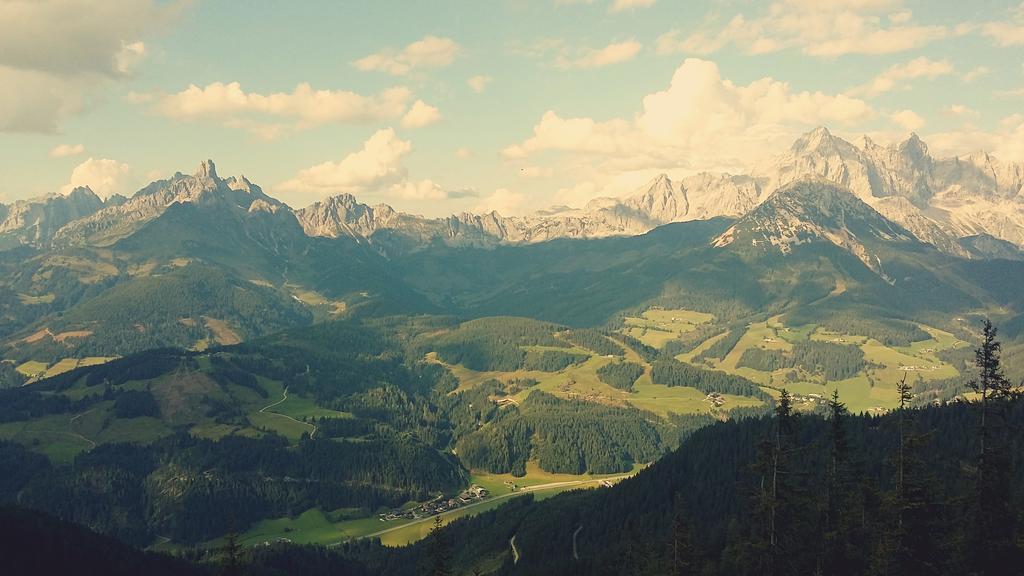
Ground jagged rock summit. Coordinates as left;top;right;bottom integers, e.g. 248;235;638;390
2;128;1023;257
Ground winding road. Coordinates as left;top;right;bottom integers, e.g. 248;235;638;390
67;410;97;449
339;471;636;546
259;387;317;438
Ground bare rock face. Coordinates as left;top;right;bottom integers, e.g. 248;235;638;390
52;160;283;248
295;194;403;239
0;187;104;247
749;128;1024;255
713;180;916;280
290;124;1024;256
10;127;1024;259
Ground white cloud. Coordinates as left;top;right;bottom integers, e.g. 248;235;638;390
0;0;179;77
455;148;473;159
848;57;954;97
353;36;460;76
556;40;642;69
980;4;1024;46
0;0;185;132
556;0;655;11
279;130;473;204
610;0;656;12
888;10;913;24
656;1;946;58
50;143;86;158
140;82;413;137
996;87;1024;98
389;179;477;201
474;188;527;216
506;58;872;170
115;41;147;75
553;181;602;207
503;58;874;205
389;179;448;200
961;66;991;83
279;129;411;195
926;114;1024;161
518;166;554;178
401;100;442;128
0;66;89;132
944;104;979;119
62;157;130;199
467;75;493;93
890;109;925;131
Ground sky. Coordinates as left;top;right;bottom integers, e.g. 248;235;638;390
1;0;1023;216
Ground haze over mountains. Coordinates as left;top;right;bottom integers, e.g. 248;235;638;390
300;126;1024;260
3;128;1023;261
4;128;1024;575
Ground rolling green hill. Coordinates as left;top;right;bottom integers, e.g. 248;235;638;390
0;315;779;548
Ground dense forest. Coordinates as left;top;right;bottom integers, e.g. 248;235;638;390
596;360;645;391
236;328;1024;575
1;322;1022;576
651;358;773;400
0;431;465;545
455;391;669;475
5;264;313;362
737;340;867;380
424;317;570;371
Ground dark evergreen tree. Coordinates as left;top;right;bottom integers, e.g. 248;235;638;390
426;516;451;576
218;518;244;576
667;493;696;576
821;390;866;576
966;320;1021;574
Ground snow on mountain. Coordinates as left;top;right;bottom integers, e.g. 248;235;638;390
3;128;1021;259
292;127;1024;257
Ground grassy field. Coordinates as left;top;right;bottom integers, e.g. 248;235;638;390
622;308;715;349
628;382;763;415
17;293;55;305
4;361;357;460
207;463;644;551
676;317;966;414
0;414;94;464
436;328;763;417
15;360;48;377
43;358;80;378
286;284;347;318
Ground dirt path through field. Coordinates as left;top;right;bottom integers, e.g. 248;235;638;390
259;387;318;438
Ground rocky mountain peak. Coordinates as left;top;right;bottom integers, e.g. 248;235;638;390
713;179;913;279
897;133;929;164
66;185;96;198
790;126;842;155
195;159;218;181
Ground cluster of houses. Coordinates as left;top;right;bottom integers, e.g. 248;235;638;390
790;392;826;405
705;392;726;407
379;485;489;522
899;364;940;372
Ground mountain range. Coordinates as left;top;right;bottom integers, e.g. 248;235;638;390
3;128;1023;261
3;127;1024;366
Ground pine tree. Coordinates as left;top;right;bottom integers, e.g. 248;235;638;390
886;374;945;575
966;320;1020;574
667;493;696;576
822;390;864;576
426;515;452;576
218;519;244;576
